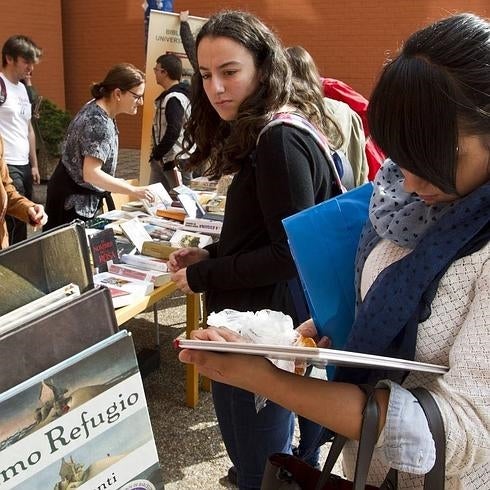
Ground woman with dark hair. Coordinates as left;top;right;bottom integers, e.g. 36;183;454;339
179;13;490;489
45;63;153;229
168;10;344;489
286;45;368;187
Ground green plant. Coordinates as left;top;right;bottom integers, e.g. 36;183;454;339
37;98;71;157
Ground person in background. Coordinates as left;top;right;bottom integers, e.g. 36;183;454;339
21;73;43;172
0;35;42;244
44;63;153;230
21;72;40;113
143;0;174;54
179;10;198;73
321;76;385;180
168;10;344;489
149;53;193;191
285;43;366;468
179;12;490;489
286;46;368;187
0;134;46;248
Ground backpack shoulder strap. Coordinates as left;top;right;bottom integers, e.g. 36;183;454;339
0;76;7;106
257;112;347;193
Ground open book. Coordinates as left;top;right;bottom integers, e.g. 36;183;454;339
176;339;448;375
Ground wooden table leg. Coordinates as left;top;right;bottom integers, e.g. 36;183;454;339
153;303;159;347
185;293;201;408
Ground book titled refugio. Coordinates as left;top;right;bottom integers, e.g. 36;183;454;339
0;331;164;489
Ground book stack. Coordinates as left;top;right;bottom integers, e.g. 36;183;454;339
108;261;171;287
93;271;154;308
121;253;169;271
0;286;118;393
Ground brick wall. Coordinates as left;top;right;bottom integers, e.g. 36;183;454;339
2;1;488;149
61;0;147;149
174;0;488;98
0;1;65;108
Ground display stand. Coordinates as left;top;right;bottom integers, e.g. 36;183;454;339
115;283;203;408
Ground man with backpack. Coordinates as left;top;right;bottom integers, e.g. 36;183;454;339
0;35;42;244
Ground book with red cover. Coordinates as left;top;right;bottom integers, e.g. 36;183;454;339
108;262;171;287
93;272;154;296
88;228;119;272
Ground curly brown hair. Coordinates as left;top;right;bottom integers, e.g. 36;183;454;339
182;10;292;178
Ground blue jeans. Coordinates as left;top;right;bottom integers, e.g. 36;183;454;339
212;381;295;490
6;164;32;244
296;415;322;467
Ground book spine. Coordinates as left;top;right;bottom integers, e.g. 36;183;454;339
182;221;222;235
108;263;150;282
121;254;168;272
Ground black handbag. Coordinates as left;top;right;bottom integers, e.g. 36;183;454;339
261;387;445;490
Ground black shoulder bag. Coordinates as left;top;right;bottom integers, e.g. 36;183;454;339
261;387;445;490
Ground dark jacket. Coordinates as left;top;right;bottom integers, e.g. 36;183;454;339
186;125;333;323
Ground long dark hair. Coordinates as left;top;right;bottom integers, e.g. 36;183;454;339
369;13;490;194
183;10;291;177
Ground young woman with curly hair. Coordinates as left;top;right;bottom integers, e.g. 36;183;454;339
168;10;345;489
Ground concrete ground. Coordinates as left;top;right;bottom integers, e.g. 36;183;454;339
31;150;337;489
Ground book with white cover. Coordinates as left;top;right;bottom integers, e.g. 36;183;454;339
140;215;184;231
93;271;154;296
0;284;81;334
0;331;164;489
176;339;449;375
142;182;173;216
170;229;213;248
119;218;153;252
121;253;168;272
183;217;223;235
120;201;145;212
108;262;171;287
145;224;174;241
101;286;142;308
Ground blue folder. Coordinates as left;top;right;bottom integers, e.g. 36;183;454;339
283;183;373;350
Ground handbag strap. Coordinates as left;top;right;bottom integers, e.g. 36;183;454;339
315;385;379;490
315;386;445;490
379;387;445;490
411;388;446;489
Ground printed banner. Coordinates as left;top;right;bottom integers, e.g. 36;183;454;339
139;10;206;185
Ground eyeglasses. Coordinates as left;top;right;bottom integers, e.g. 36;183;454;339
127;89;144;102
153;67;164;73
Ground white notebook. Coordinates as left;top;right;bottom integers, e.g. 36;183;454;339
176;339;448;375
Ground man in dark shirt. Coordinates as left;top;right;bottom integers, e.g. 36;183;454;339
149;53;192;192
